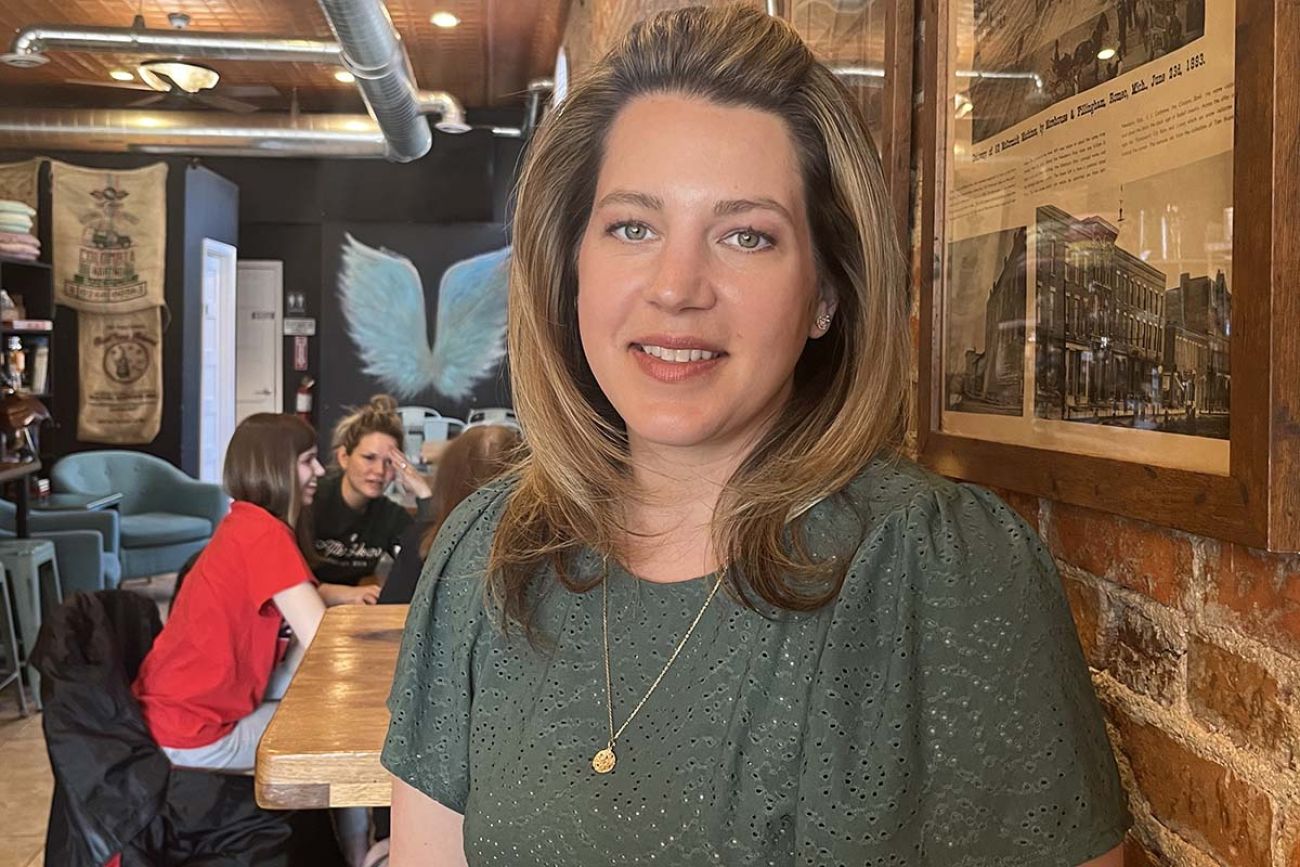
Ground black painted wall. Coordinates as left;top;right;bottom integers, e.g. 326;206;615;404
2;123;522;471
204;127;522;450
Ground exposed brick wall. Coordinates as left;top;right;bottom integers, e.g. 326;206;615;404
1008;497;1300;865
890;0;1300;856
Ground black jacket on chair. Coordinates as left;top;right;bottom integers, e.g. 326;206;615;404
32;590;291;867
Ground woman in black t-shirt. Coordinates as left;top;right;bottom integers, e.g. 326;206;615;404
311;395;433;598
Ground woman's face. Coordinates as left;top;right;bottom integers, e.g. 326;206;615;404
337;432;399;501
577;94;829;462
297;447;326;505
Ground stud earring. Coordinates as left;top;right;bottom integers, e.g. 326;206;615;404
815;312;833;332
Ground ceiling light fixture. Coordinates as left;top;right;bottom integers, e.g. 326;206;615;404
430;12;460;28
334;70;356;83
109;69;135;81
137;59;220;93
1097;47;1117;61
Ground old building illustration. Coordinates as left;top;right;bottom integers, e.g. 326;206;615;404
1034;204;1230;438
945;226;1027;415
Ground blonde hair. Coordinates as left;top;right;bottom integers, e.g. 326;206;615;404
330;394;405;460
492;4;910;629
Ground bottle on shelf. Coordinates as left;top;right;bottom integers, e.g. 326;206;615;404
5;335;25;392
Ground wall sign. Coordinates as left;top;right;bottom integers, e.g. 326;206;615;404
284;317;316;336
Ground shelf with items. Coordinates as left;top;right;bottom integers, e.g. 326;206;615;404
4;334;51;396
0;258;54;466
0;258;54;323
2;320;53;331
0;257;48;270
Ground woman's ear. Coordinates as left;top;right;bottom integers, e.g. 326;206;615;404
809;292;838;338
334;445;349;468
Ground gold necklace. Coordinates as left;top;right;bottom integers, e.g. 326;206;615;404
592;560;724;774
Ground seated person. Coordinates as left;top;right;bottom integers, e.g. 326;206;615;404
312;394;433;596
132;412;371;865
380;424;522;605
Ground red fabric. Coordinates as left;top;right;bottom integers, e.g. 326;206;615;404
133;502;316;749
105;855;121;867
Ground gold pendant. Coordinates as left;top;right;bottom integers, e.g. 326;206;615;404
592;747;616;774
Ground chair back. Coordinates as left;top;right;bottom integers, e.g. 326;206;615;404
33;590;291;866
465;407;520;431
396;406;465;465
51;451;187;515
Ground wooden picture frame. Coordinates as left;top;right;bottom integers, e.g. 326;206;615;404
917;0;1300;551
786;0;915;247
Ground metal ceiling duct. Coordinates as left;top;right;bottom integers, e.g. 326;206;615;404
3;2;448;162
4;23;341;65
0;108;388;157
314;0;431;161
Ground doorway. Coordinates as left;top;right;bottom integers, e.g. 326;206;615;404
235;260;284;425
199;239;238;484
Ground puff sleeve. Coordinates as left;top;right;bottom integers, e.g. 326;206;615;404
795;482;1129;866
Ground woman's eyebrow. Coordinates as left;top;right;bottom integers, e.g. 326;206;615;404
595;190;663;211
714;197;793;222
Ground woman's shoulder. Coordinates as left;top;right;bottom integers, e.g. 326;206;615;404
823;453;1048;586
422;475;518;579
837;453;1025;529
220;501;293;543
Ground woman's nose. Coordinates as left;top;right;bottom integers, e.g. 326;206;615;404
643;235;716;312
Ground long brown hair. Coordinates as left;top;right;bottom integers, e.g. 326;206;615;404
223;412;319;557
418;425;523;558
491;5;910;630
331;393;405;460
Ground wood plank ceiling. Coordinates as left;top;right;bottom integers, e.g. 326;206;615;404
0;0;569;112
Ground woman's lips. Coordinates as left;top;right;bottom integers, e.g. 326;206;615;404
630;344;725;383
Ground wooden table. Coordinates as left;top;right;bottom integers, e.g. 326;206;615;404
255;604;408;809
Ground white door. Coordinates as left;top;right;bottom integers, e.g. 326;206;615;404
235;260;284;425
199;239;238;484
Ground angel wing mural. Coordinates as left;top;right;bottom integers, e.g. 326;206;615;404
337;234;511;401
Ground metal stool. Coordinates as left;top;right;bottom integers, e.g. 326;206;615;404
0;539;61;708
0;565;29;716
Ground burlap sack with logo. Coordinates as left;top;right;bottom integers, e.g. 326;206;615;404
52;161;167;313
0;158;42;210
77;306;163;444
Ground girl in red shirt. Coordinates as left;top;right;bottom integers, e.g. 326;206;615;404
133;412;371;864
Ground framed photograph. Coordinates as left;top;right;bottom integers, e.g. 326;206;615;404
918;0;1300;549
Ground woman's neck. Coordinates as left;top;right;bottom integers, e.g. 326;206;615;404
620;440;745;583
339;475;369;511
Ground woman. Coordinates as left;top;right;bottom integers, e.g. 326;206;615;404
383;7;1128;866
379;424;522;605
134;413;327;771
135;413;373;864
313;394;433;597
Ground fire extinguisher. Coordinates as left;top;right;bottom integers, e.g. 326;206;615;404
296;376;315;423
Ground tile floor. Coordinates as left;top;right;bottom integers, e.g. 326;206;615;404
0;575;175;867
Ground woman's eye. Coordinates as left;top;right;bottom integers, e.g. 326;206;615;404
724;229;774;251
610;222;652;242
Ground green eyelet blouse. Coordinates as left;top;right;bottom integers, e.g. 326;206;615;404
382;455;1129;866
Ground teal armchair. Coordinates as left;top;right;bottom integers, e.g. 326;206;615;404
50;452;228;581
0;500;121;593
